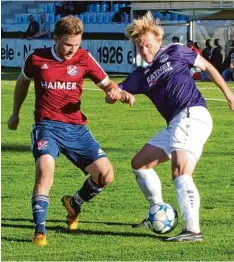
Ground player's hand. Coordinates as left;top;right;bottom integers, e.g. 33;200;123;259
228;93;234;111
7;114;19;130
105;87;122;104
224;89;234;111
105;96;118;104
120;91;135;107
106;88;122;100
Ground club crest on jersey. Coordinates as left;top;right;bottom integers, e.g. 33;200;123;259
37;140;48;150
159;54;169;63
67;65;78;76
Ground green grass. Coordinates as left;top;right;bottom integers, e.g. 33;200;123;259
1;68;234;261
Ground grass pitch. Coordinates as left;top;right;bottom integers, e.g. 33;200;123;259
1;68;234;261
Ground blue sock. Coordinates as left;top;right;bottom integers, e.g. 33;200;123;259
32;195;49;234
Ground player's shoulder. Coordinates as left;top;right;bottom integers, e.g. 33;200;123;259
162;43;186;53
158;43;192;60
24;47;52;61
76;47;89;56
30;46;51;55
72;47;91;60
131;65;146;76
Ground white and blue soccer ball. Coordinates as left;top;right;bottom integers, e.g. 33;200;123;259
146;203;178;234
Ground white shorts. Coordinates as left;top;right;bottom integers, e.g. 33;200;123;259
147;106;213;160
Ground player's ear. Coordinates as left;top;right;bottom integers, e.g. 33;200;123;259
156;36;162;47
159;40;163;48
53;35;58;43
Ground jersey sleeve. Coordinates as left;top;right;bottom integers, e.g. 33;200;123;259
118;67;145;94
22;50;35;79
86;52;109;86
178;45;198;67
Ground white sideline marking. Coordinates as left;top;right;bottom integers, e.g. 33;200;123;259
84;88;101;91
2;82;233;89
1;82;230;101
204;98;226;102
1;82;101;91
200;87;234;91
199;87;217;90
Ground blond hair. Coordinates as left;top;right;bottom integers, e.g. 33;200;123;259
125;11;164;42
54;16;83;37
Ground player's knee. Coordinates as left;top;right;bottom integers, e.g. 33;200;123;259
131;155;141;169
131;155;150;169
172;164;196;179
98;166;115;186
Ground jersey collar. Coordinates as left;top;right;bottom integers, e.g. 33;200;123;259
150;43;183;65
51;45;64;61
147;49;164;66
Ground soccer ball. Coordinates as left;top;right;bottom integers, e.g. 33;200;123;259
146;203;178;234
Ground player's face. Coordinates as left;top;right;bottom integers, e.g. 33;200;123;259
187;42;193;48
135;32;162;63
54;34;82;60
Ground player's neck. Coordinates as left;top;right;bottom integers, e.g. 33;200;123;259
54;45;63;60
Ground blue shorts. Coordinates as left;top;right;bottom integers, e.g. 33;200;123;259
31;120;107;172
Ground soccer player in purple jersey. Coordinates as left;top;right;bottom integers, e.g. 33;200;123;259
7;16;134;246
107;12;234;242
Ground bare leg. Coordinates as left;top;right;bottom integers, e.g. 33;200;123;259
32;154;55;234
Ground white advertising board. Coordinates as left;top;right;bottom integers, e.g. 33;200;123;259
1;39;133;73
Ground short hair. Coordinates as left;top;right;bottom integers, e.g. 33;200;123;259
54;16;83;37
172;36;179;43
194;42;200;49
125;11;164;42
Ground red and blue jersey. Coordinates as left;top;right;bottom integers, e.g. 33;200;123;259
119;43;207;124
23;46;108;125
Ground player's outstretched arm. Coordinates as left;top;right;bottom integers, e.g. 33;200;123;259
99;79;121;101
100;79;135;107
195;56;234;111
105;89;135;107
8;72;31;130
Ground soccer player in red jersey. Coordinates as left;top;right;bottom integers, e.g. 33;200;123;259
7;16;135;246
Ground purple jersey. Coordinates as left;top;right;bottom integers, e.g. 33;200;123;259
119;43;207;124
